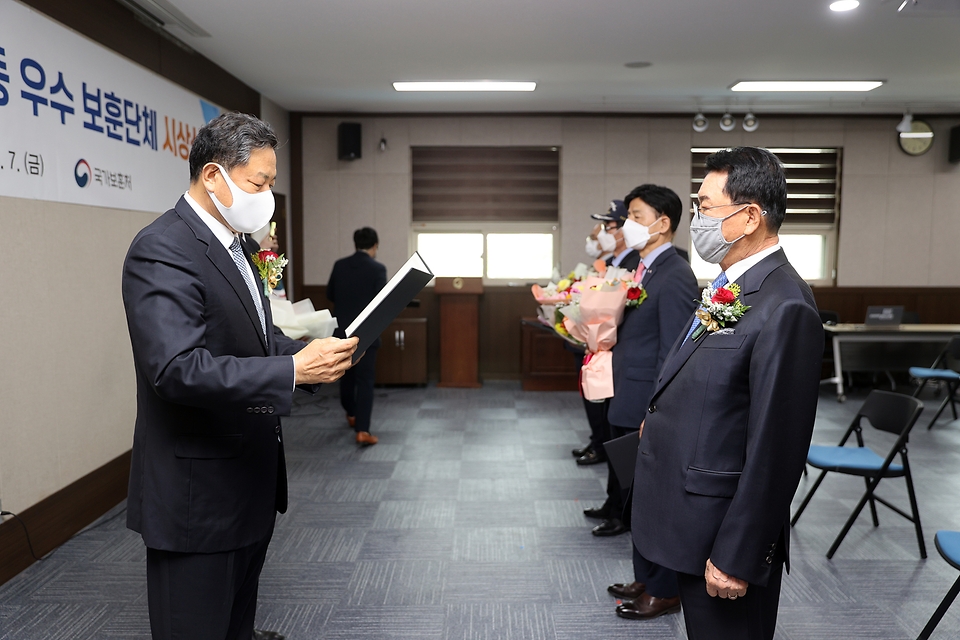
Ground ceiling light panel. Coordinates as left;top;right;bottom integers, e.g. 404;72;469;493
829;1;860;11
393;81;536;92
731;81;883;92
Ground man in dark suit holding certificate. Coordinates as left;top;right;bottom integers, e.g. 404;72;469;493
122;112;358;640
328;227;388;446
632;148;823;640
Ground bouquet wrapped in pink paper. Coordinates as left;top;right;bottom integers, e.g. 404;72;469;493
561;277;628;400
530;265;649;400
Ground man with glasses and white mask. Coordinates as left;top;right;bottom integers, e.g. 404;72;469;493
630;148;823;640
122;112;358;640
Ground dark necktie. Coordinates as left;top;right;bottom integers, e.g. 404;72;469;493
229;236;266;338
681;271;728;346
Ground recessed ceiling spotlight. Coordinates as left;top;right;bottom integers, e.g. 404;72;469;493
829;0;859;12
392;81;536;92
624;61;652;69
743;113;759;132
692;113;709;133
719;113;736;132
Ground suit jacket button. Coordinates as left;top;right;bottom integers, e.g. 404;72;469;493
254;407;261;413
261;406;268;413
247;407;254;413
275;425;281;434
765;556;773;564
268;406;275;414
648;405;657;413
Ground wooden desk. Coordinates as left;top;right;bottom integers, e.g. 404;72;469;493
824;324;960;401
520;318;580;392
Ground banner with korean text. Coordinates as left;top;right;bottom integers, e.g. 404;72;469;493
0;0;223;213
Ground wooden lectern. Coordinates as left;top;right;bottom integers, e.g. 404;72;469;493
435;276;483;388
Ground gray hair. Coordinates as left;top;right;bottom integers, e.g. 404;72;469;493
188;112;278;182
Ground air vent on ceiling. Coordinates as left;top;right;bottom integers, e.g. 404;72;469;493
115;0;210;37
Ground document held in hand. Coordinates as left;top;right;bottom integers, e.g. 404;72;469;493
345;252;434;362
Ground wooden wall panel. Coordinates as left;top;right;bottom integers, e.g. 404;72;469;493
0;451;130;586
299;285;960;383
811;287;960;324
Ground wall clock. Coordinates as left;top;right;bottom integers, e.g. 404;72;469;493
898;119;934;156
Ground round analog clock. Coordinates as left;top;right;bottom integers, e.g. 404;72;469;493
898;119;935;156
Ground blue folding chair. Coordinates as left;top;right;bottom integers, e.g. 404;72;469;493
791;390;926;559
917;531;960;639
911;336;960;430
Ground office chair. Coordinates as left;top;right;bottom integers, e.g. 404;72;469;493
910;336;960;430
791;390;926;559
916;531;960;639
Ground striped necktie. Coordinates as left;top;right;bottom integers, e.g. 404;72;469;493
681;271;728;346
229;236;266;338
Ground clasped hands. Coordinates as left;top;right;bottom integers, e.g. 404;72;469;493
705;558;747;600
293;336;359;384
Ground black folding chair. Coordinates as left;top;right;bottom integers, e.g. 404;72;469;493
910;336;960;430
791;390;926;559
917;531;960;639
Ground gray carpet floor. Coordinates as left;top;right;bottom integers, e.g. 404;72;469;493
2;381;960;639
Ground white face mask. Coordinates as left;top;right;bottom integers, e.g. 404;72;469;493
207;163;275;234
621;218;662;251
597;227;617;252
585;237;602;259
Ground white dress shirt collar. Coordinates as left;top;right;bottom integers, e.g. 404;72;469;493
183;191;236;250
723;243;781;286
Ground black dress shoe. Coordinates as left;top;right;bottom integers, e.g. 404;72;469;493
576;450;606;466
571;444;593;458
583;502;612;519
616;593;681;619
608;581;646;599
253;630;286;640
592;518;628;537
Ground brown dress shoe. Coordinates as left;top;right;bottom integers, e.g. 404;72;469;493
616;593;681;620
346;414;356;428
607;581;646;599
356;431;378;446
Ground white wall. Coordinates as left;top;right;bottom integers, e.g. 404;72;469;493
301;115;960;287
0;196;152;515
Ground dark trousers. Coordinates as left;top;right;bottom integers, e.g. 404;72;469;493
582;396;609;454
676;560;784;640
146;527;274;640
604;424;634;520
340;345;378;432
633;545;678;598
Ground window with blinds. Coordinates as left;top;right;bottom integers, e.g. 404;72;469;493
411;147;560;222
690;147;842;224
689;147;842;285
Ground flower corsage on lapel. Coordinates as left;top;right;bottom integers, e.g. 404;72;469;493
691;282;750;343
251;250;288;296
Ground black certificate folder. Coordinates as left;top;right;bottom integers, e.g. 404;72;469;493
345;252;434;362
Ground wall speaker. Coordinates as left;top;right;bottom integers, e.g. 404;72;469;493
338;122;362;161
949;125;960;165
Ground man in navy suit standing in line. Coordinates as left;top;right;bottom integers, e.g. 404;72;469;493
632;147;823;639
327;227;388;446
587;185;699;618
122;112;358;640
